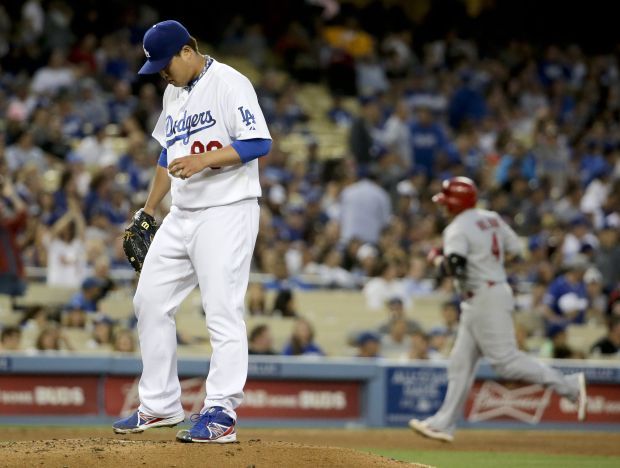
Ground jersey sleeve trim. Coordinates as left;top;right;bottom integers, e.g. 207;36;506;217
158;148;168;168
231;138;272;163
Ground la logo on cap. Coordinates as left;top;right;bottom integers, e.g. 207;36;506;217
138;20;190;75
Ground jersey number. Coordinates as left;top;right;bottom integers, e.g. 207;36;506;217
191;139;223;170
491;232;500;261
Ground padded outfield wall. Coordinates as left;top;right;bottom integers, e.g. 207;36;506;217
0;355;618;430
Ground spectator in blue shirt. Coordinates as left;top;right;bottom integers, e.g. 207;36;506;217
409;106;452;178
448;70;487;130
107;80;138;125
495;138;536;187
67;277;105;313
543;255;589;336
327;94;353;127
579;142;607;187
538;46;569;87
282;317;325;356
51;169;80;225
85;175;128;225
117;142;153;193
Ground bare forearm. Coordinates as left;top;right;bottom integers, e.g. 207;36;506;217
200;145;242;168
72;211;86;238
144;165;172;216
50;211;74;237
167;145;242;180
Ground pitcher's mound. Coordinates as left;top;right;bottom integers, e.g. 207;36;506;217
0;438;430;467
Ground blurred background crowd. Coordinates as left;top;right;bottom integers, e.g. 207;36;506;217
0;0;619;361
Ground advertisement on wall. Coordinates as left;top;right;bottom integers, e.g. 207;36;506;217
105;377;361;419
2;362;619;427
384;366;620;426
240;380;361;419
385;366;448;426
465;380;620;424
0;375;99;415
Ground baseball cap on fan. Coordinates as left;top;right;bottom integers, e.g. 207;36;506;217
138;20;190;74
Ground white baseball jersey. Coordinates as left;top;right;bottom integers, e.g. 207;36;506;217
152;58;271;209
443;208;522;291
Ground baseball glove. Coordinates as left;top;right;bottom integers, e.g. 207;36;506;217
122;210;158;273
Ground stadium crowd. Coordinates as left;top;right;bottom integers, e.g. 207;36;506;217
0;1;619;360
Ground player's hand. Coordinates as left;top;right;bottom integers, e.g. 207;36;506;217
168;154;209;180
427;247;444;267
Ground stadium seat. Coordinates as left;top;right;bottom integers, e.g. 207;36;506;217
14;284;75;308
62;328;92;351
0;295;18;326
98;292;135;320
566;323;607;355
12;285;448;357
177;342;212;357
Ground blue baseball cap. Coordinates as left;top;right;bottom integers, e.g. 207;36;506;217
357;331;380;346
81;277;104;290
139;20;190;75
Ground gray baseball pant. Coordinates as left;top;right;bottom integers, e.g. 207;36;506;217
425;283;581;435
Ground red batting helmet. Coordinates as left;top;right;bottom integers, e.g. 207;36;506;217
432;177;478;214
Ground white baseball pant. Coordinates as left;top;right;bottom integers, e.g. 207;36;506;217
133;198;259;420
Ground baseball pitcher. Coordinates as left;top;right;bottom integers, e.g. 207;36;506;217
409;177;587;442
113;20;271;443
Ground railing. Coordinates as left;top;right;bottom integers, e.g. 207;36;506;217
24;266;536;293
23;267;359;289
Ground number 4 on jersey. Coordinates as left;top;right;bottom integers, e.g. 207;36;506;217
491;232;500;260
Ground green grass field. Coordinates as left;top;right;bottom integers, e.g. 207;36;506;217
368;449;620;468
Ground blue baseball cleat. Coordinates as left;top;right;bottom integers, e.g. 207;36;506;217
176;406;237;443
113;410;185;434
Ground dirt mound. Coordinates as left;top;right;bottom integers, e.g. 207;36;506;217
1;427;617;467
0;438;426;468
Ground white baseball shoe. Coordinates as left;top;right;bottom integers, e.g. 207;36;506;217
408;418;454;442
576;372;587;421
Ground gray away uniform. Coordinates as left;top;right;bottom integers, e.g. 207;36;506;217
424;208;581;435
